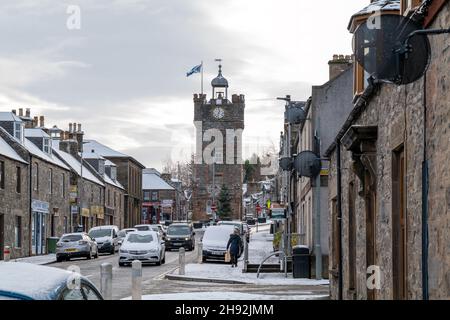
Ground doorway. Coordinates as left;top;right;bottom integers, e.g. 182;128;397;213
392;147;407;299
32;212;47;255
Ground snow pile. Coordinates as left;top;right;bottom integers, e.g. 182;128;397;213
123;291;328;300
0;254;56;265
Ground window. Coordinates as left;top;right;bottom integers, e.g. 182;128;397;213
33;163;39;191
49;168;53;195
114;192;116;207
61;174;65;197
15;216;22;248
16;166;21;193
14;122;22;141
151;191;158;201
144;191;150;201
107;189;111;206
43;138;51;154
0;161;5;189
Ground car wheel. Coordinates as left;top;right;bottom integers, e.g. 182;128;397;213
119;262;124;267
94;250;98;258
202;256;207;263
156;258;161;266
56;256;63;262
87;250;92;260
66;257;71;261
110;247;115;255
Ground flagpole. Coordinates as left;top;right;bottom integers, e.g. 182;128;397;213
201;60;204;96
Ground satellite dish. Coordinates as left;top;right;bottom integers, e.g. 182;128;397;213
353;14;430;85
279;157;293;171
293;151;321;178
285;103;307;124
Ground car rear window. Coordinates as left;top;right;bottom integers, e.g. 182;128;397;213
61;235;83;242
167;226;190;235
135;226;150;231
126;234;154;243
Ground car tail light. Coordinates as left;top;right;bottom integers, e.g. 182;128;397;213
78;240;88;245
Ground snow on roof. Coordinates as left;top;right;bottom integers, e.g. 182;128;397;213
0;263;75;300
24;128;50;138
83;140;128;158
53;148;104;186
104;159;116;167
143;170;174;190
0;136;27;164
349;0;400;30
103;172;124;190
82;150;105;160
0;112;22;122
24;139;70;171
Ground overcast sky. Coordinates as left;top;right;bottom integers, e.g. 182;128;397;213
0;0;368;170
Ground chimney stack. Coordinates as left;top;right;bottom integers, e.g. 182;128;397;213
328;54;353;80
77;124;81;132
73;123;77;133
19;108;23;116
33;116;39;128
39;116;45;128
26;108;30;118
69;123;73;133
12;109;16;115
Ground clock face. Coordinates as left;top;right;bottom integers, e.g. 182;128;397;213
212;107;225;119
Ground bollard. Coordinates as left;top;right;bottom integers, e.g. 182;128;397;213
198;242;203;264
243;238;249;272
3;246;11;262
131;260;142;300
179;247;186;275
100;263;113;300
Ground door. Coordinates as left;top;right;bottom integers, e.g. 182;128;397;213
392;148;407;299
32;212;47;255
0;214;4;260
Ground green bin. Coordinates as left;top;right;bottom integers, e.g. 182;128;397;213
47;237;59;254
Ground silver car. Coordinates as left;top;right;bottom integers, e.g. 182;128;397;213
119;231;166;266
56;233;98;262
117;228;138;245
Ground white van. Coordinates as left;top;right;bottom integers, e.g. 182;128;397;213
88;225;119;255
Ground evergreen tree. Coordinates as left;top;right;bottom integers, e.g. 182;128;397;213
218;184;232;219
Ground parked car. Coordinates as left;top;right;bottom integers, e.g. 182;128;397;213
117;228;138;245
56;233;98;262
201;225;238;262
88;225;120;255
152;224;167;239
0;263;103;300
165;223;196;251
218;220;246;248
119;231;166;266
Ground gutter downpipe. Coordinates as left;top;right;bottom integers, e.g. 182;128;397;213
422;74;429;301
337;139;343;300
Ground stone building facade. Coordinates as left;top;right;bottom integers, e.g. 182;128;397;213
192;65;245;221
83;140;144;228
0;127;30;259
325;0;450;300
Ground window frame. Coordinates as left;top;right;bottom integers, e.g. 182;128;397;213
0;160;5;190
16;166;21;194
15;216;22;248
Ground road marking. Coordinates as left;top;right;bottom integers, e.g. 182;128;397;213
153;266;179;280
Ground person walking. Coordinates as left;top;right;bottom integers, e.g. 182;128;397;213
227;228;242;267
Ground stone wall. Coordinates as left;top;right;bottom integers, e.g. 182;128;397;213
328;2;450;300
0;155;30;259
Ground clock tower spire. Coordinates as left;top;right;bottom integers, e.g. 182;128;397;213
192;64;245;221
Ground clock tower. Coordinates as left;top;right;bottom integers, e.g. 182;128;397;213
192;65;245;221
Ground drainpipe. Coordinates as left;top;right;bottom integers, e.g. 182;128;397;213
337;140;343;300
422;74;429;300
28;155;33;257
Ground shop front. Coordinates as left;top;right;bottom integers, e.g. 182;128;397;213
142;202;160;224
31;200;49;255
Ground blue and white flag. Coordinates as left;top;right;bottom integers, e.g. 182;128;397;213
186;64;202;77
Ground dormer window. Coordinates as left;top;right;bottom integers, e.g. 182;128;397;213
14;122;23;143
110;166;117;181
43;138;51;155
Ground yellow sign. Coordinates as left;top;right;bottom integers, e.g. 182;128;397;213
91;206;105;219
81;208;90;217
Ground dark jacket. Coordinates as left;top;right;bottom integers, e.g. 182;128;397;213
227;234;242;255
